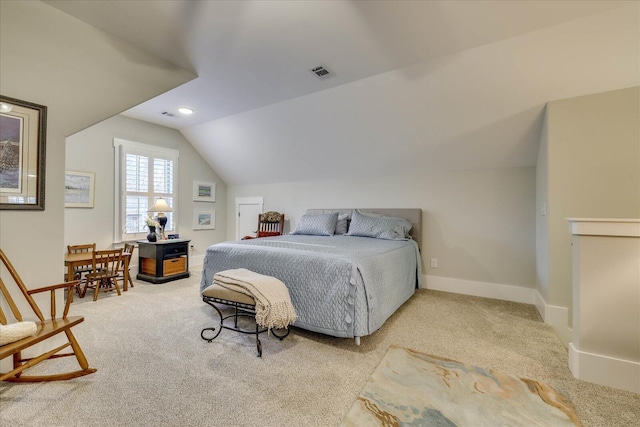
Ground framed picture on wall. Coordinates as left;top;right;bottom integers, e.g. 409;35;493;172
65;171;95;208
0;95;47;210
193;181;215;202
193;209;215;230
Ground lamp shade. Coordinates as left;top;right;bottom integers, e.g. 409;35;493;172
148;198;173;213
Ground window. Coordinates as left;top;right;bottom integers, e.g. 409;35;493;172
114;139;179;242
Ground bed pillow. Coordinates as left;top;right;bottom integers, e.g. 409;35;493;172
346;209;412;240
334;213;349;235
291;212;339;236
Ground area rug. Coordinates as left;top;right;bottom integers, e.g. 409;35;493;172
342;345;582;426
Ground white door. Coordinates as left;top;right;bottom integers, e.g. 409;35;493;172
235;197;263;240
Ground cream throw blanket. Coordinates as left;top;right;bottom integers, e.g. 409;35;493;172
213;268;297;329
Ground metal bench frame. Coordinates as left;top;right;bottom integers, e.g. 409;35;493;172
201;295;290;357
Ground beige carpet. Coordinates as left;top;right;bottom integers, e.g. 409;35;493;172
1;273;638;426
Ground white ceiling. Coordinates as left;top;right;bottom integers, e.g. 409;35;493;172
45;0;638;185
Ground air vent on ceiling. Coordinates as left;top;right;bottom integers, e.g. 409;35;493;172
161;111;176;117
310;65;332;79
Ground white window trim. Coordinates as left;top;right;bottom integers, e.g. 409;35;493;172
113;138;179;243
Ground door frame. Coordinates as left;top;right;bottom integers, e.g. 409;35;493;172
235;197;263;240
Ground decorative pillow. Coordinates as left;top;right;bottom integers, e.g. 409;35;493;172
0;321;37;346
334;213;349;235
291;212;339;236
261;211;282;223
346;209;412;240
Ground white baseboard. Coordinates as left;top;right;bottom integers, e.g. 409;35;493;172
569;342;640;394
534;291;571;347
424;275;535;305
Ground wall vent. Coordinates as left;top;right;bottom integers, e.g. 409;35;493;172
161;111;176;117
310;65;332;79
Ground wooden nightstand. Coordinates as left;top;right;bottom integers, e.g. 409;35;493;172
137;239;191;283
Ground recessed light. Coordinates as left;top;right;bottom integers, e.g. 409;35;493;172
0;102;13;113
178;107;194;115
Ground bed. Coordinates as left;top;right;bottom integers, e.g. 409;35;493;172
199;208;422;343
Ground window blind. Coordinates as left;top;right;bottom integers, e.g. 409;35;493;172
113;139;179;242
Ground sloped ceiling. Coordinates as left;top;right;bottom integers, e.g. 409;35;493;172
46;1;639;185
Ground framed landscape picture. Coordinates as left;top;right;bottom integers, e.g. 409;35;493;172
0;95;47;210
65;171;95;208
193;209;215;230
193;180;215;202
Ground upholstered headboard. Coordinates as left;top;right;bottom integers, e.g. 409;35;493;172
306;208;422;249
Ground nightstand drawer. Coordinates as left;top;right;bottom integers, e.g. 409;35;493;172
163;244;187;257
164;257;186;276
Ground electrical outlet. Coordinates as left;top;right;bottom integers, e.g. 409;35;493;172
430;258;438;268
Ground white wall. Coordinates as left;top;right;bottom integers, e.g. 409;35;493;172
535;112;550;302
228;166;536;290
65;115;227;268
536;86;640;339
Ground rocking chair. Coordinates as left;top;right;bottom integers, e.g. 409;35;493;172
0;248;96;382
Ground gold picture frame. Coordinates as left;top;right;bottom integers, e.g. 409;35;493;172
65;170;95;208
0;95;47;210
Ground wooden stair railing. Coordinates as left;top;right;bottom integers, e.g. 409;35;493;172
0;248;97;382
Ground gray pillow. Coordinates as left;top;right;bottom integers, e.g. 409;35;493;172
346;209;412;240
291;212;339;236
334;213;349;235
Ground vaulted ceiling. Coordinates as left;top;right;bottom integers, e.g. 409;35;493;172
46;1;639;185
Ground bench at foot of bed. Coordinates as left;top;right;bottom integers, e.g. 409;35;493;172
201;285;290;357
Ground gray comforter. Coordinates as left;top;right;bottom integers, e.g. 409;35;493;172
200;235;421;338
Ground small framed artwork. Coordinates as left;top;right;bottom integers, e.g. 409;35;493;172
0;95;47;210
193;180;216;202
193;209;215;230
64;171;95;208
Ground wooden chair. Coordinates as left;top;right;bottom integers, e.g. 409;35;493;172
67;243;96;296
0;249;97;382
242;211;285;240
119;243;135;291
82;249;123;301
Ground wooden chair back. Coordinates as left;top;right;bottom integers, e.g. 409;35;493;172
83;249;123;301
123;243;135;258
92;249;123;278
67;243;96;255
256;211;285;238
67;243;96;280
121;244;135;290
0;248;96;381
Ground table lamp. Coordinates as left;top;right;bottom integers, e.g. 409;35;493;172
148;198;173;240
